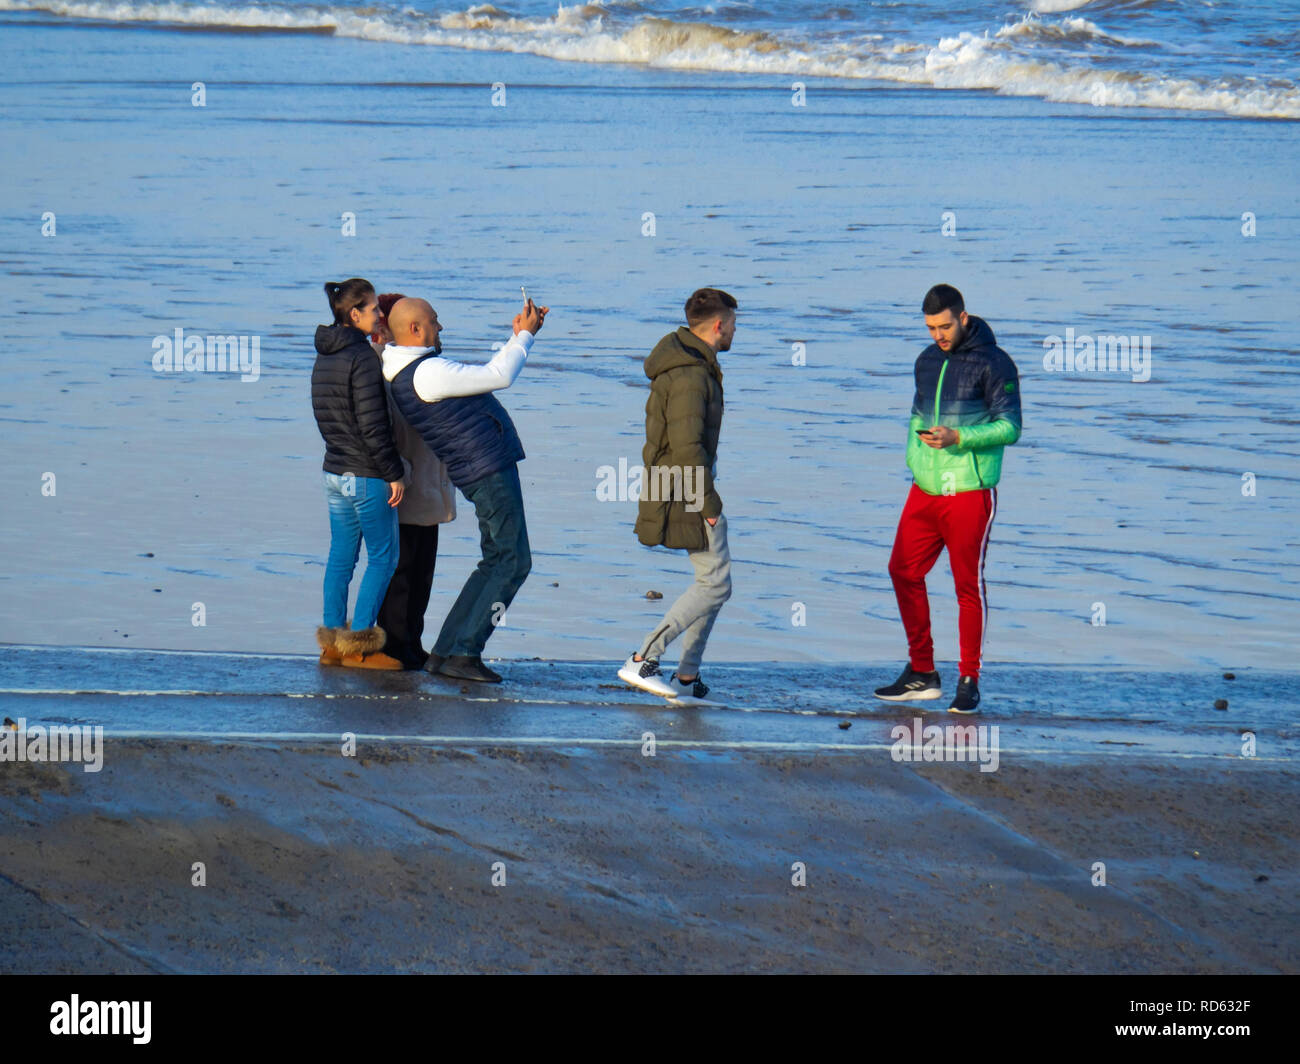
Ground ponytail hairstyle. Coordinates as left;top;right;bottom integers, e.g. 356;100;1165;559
323;278;376;326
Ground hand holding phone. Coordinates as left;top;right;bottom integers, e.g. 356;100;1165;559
513;293;549;336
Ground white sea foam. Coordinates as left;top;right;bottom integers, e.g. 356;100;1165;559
996;13;1155;48
1030;0;1098;12
3;0;1297;118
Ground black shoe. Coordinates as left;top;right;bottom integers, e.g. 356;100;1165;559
438;655;502;684
422;653;445;675
398;650;430;671
948;676;980;715
874;665;942;701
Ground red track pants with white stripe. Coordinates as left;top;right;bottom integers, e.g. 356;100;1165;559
888;483;997;681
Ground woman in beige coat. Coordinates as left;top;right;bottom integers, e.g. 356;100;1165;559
362;293;458;670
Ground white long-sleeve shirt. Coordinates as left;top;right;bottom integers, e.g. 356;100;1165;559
380;330;533;401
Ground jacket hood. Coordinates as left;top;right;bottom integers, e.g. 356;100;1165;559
315;323;370;357
645;326;722;382
942;315;997;358
919;315;998;362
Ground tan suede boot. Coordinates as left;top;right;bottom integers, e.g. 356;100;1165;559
317;626;343;667
336;625;403;670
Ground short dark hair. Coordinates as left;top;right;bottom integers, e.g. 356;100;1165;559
685;287;737;327
922;284;964;317
323;278;375;326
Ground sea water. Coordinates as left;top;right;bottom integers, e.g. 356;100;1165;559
1;1;1297;670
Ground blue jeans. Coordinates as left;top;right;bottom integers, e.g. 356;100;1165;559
433;464;531;658
322;472;400;631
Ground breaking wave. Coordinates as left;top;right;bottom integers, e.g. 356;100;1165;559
3;0;1297;119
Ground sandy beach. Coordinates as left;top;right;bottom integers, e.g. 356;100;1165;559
3;732;1294;974
1;647;1294;974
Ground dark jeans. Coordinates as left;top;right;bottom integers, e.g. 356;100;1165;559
433;463;531;658
378;523;440;669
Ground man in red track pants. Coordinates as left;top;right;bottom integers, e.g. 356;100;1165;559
875;285;1022;714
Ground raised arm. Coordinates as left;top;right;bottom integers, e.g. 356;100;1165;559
410;302;548;402
412;330;533;401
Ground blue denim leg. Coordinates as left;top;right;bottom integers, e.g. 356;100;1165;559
432;464;530;658
349;475;401;631
323;471;362;628
322;472;399;631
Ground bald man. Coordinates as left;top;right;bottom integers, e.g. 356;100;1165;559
381;296;548;683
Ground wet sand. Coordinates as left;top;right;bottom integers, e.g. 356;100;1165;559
2;736;1294;974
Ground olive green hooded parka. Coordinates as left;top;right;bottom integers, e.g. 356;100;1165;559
633;326;724;552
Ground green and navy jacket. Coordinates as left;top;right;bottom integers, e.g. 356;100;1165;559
906;316;1022;495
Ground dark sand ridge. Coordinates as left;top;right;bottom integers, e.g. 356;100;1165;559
0;649;1294;973
0;742;1294;974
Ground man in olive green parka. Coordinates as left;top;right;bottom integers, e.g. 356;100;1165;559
619;288;737;704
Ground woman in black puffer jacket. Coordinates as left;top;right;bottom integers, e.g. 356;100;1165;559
311;278;406;668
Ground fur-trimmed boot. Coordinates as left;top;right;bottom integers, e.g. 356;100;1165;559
317;625;342;667
337;625;403;670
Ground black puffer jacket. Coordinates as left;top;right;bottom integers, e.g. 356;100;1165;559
311;324;404;482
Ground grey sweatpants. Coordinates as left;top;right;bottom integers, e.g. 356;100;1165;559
638;513;732;677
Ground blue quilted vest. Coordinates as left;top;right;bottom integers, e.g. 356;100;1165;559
389;354;526;490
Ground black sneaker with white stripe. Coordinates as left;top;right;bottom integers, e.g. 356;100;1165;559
947;676;980;715
873;665;942;701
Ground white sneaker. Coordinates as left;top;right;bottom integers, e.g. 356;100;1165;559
667;672;711;705
618;655;676;697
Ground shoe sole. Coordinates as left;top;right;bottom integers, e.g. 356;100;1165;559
873;689;943;702
947;706;980;715
617;666;676;698
438;668;502;683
